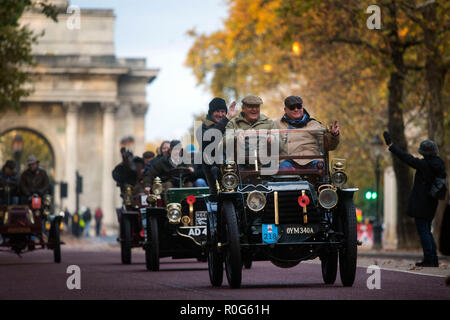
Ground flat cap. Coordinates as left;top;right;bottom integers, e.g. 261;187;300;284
284;95;303;107
27;155;38;165
242;95;263;105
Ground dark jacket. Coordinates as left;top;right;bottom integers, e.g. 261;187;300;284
198;116;230;163
389;144;446;220
19;167;50;197
143;155;176;187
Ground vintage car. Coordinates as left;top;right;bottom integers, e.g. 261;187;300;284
144;168;211;271
206;128;359;288
116;184;152;264
0;189;63;263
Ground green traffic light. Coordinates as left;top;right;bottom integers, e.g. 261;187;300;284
365;191;372;200
371;192;377;199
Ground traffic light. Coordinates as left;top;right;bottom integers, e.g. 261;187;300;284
365;190;377;200
76;172;83;194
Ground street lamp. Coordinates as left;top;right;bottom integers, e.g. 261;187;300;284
12;134;23;173
371;134;384;250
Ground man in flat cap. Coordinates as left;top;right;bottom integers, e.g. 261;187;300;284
197;97;238;194
19;155;50;201
274;95;339;169
225;95;273;131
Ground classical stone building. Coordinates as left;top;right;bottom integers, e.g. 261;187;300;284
0;0;158;231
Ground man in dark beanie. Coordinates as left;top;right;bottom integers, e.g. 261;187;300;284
383;132;446;267
197;97;238;194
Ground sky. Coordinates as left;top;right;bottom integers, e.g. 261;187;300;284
72;0;228;142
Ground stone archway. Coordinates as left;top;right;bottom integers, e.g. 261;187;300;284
0;127;56;177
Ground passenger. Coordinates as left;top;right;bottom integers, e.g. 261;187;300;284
19;155;50;201
225;95;273;131
142;151;155;166
198;97;238;194
144;140;170;173
112;148;138;196
0;160;19;205
274;96;339;170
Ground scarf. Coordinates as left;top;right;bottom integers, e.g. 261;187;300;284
282;109;311;128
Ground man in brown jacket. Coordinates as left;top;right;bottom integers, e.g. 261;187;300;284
19;155;50;200
274;96;339;169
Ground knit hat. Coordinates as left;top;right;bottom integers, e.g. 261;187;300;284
418;140;439;157
208;97;227;116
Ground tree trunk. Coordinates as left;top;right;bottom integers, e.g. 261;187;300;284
386;1;420;249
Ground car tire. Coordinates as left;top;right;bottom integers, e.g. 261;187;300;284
338;199;357;287
207;212;223;287
146;215;159;271
52;220;61;264
243;257;252;269
121;215;132;265
223;201;242;288
321;249;337;284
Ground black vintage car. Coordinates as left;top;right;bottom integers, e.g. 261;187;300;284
116;184;150;264
206;128;358;288
144;169;210;271
0;188;63;262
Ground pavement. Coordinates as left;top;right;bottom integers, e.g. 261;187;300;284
61;234;450;279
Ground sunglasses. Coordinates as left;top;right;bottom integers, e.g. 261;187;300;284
287;104;303;110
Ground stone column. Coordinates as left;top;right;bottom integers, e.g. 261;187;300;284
101;102;119;231
63;101;81;214
131;103;149;154
383;166;398;249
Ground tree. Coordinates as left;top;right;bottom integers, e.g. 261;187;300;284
0;0;58;113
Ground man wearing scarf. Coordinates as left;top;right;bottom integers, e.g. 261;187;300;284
19;155;50;200
274;96;340;169
198;97;238;194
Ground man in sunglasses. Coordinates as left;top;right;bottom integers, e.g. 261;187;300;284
274;95;339;170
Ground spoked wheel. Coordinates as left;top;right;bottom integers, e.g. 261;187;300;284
121;215;132;264
207;216;223;286
222;201;242;288
51;220;61;263
321;249;337;284
338;199;357;287
145;215;159;271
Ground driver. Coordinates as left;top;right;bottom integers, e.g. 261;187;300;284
19;155;50;201
274;95;340;169
0;160;19;205
144;140;194;195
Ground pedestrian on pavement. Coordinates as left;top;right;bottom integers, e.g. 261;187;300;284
83;206;92;237
63;207;71;233
72;210;80;238
95;207;103;237
383;132;447;267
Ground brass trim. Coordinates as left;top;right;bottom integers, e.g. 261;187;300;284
175;227;205;246
274;191;279;225
254;149;259;172
189;204;194;226
181;216;190;227
166;203;182;224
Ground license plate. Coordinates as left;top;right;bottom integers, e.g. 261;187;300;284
262;224;278;244
195;211;207;226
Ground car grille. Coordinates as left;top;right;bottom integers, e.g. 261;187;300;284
261;190;320;225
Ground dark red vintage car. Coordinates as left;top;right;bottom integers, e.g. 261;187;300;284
0;194;63;263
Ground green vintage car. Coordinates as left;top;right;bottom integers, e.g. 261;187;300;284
144;173;211;271
206;128;359;288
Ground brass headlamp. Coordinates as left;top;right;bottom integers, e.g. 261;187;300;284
331;158;347;188
152;177;163;196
